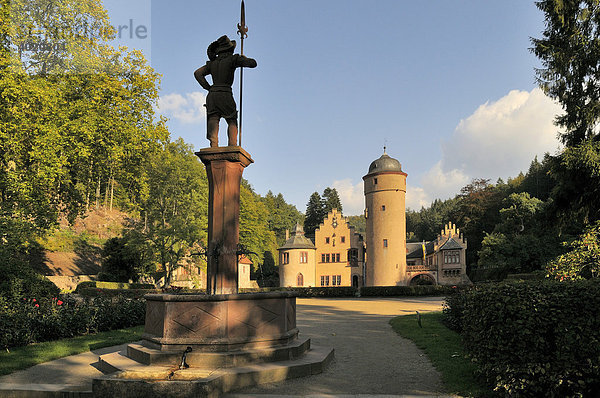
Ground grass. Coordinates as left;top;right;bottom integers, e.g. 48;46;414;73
389;312;491;397
0;325;144;376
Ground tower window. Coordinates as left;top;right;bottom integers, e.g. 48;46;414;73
282;252;289;264
300;251;308;263
381;205;386;211
374;178;378;185
383;239;388;248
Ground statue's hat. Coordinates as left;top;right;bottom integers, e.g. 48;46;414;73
215;35;236;53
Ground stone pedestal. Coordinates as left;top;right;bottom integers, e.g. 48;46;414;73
142;292;297;352
196;146;253;295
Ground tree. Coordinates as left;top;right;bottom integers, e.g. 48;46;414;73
239;181;278;267
133;139;208;287
260;191;303;246
547;220;600;280
532;1;600;226
478;193;561;273
322;187;342;215
304;192;324;237
532;0;600;146
0;0;166;257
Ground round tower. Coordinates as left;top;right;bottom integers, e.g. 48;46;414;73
278;223;316;287
363;149;407;286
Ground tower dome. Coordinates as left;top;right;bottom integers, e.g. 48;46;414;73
367;150;403;174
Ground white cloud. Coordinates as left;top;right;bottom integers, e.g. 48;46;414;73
416;87;563;203
157;92;206;124
332;179;364;216
406;184;433;210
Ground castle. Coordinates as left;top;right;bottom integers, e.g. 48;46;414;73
279;150;470;287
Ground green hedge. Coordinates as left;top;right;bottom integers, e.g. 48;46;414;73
77;287;162;298
0;295;145;350
240;286;358;297
240;285;459;297
75;281;155;292
443;280;600;397
360;285;459;297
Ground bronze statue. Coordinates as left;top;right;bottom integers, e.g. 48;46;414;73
194;35;257;147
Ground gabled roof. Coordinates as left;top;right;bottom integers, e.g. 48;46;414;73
406;241;435;259
439;238;463;251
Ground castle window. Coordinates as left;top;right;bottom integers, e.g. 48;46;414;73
444;250;460;264
326;237;330;244
383;239;388;248
332;275;341;286
320;275;330;286
321;254;326;262
297;273;304;286
341;236;345;243
336;253;340;262
282;252;289;265
326;254;331;262
300;251;308;263
382;205;386;211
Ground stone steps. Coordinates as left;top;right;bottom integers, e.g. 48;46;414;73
93;344;334;398
126;337;311;368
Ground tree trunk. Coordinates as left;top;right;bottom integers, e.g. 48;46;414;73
104;178;109;209
109;175;114;211
95;178;101;209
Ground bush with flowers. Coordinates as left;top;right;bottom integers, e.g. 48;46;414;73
0;294;145;350
443;280;600;397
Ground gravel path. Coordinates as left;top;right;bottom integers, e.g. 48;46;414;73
227;296;448;397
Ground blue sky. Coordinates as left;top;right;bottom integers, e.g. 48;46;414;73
103;0;563;216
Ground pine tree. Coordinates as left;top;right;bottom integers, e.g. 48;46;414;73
322;187;343;215
304;192;324;237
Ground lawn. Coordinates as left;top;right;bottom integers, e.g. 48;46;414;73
389;311;491;397
0;325;144;376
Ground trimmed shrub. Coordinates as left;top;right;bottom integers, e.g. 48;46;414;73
0;256;60;300
75;281;155;293
444;280;600;397
360;285;458;297
240;287;358;297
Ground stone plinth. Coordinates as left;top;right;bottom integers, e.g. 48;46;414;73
196;146;253;295
142;292;297;352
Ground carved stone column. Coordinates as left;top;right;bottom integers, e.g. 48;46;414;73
196;146;253;295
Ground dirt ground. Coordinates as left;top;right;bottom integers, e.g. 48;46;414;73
227;296;448;397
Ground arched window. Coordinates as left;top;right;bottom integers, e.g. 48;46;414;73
297;273;304;286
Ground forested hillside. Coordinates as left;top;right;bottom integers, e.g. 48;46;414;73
0;0;303;289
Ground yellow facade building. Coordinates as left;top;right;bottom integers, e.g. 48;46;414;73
278;212;365;288
314;209;365;288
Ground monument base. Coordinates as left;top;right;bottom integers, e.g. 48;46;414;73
142;292;298;352
92;292;334;397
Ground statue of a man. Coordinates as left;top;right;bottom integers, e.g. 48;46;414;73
194;35;257;147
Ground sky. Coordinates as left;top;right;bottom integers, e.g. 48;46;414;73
102;0;564;216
